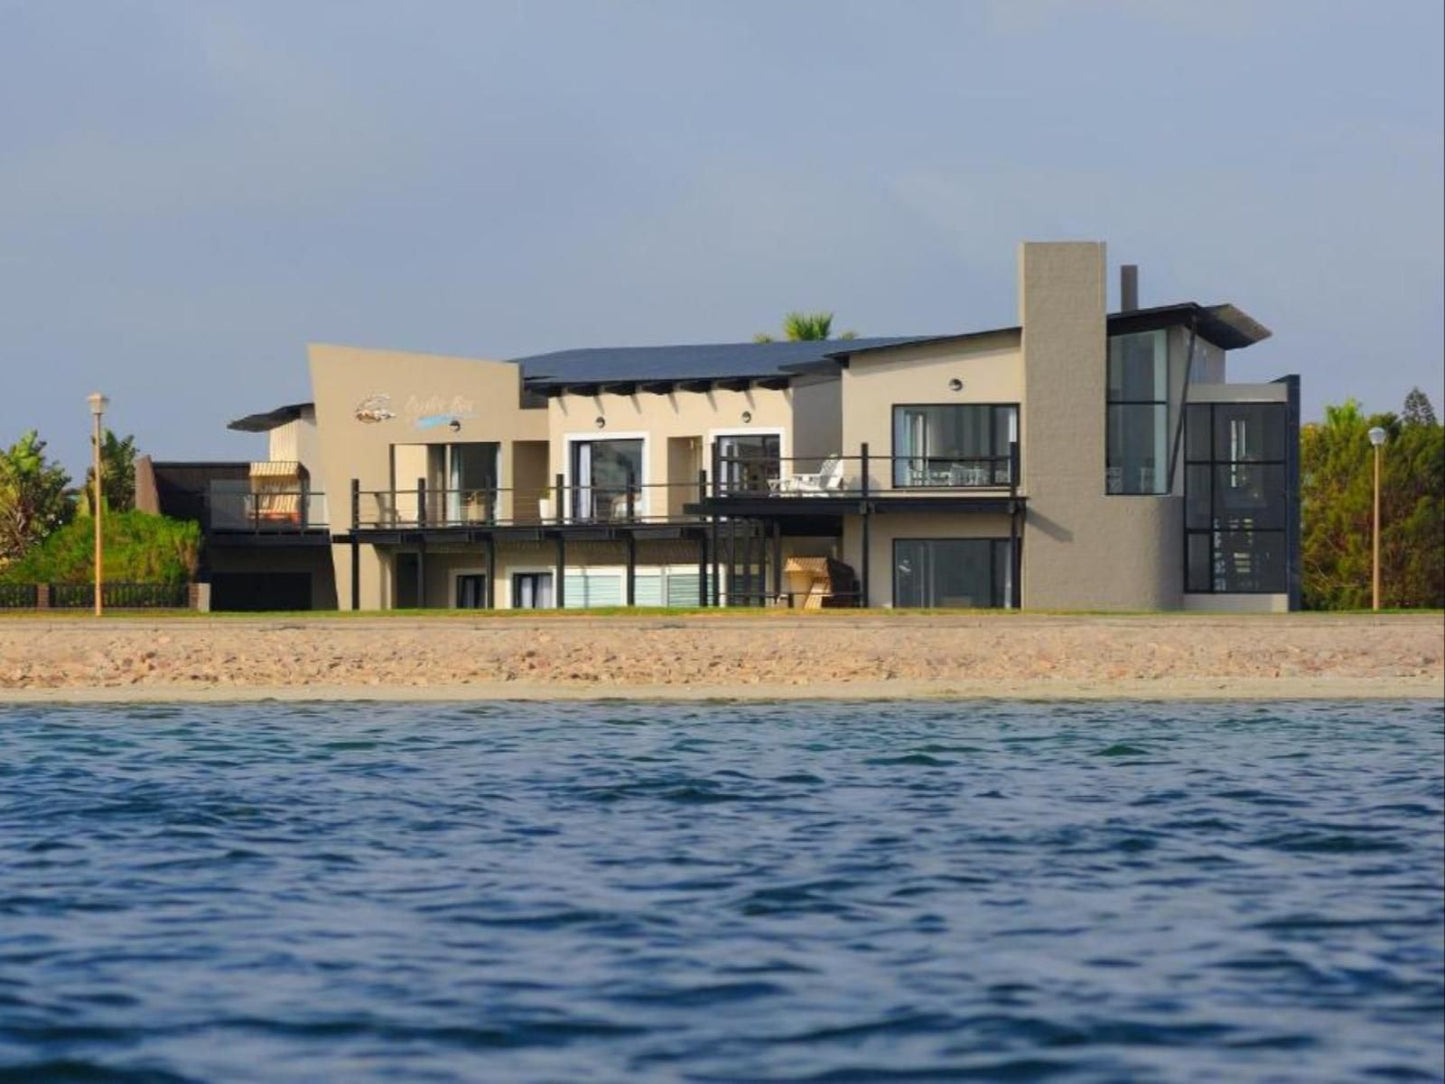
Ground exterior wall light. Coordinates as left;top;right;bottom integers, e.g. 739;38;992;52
741;411;752;423
948;378;963;392
595;416;606;429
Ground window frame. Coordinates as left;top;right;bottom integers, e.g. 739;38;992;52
1183;401;1289;595
889;402;1019;490
1106;329;1169;496
891;537;1014;609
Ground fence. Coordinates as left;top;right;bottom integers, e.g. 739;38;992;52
0;582;193;610
0;583;39;609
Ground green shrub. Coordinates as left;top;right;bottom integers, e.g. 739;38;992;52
0;510;199;585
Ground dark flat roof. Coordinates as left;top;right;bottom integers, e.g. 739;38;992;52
228;299;1269;418
510;337;932;388
227;402;311;432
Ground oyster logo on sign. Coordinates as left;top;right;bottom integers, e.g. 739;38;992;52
353;395;395;424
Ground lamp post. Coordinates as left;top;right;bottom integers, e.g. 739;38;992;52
1368;425;1386;611
87;392;108;617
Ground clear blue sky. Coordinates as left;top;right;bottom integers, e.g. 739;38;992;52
3;0;1441;476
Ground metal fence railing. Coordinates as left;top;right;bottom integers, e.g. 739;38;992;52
0;583;39;609
711;446;1019;499
48;583;190;609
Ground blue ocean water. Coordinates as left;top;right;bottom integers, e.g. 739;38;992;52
0;700;1441;1084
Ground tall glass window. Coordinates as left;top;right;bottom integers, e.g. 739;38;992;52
893;539;1013;608
1107;330;1168;494
892;404;1018;487
715;434;780;495
1184;402;1288;593
571;439;643;521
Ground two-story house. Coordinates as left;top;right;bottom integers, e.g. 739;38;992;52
217;241;1298;612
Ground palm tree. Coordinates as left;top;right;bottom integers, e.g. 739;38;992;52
753;311;857;343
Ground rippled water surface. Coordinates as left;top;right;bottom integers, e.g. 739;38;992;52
1;700;1441;1083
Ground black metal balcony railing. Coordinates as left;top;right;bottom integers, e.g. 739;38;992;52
346;443;1021;531
206;483;329;532
710;445;1019;499
354;481;707;530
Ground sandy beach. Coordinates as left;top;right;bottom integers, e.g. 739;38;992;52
0;611;1440;702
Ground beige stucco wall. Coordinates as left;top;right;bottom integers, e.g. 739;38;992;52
266;408;321;475
309;344;550;607
1018;242;1182;610
792;375;843;461
548;385;796;515
841;334;1024;489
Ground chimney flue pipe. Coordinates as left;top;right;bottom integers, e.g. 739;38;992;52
1121;264;1139;312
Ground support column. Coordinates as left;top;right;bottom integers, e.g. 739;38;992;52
555;533;566;608
860;443;870;608
416;541;427;610
771;520;782;605
486;538;497;609
349;478;360;612
697;470;710;607
625;533;636;607
697;530;709;607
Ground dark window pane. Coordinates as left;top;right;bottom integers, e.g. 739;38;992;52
1186;533;1212;593
1213;403;1286;462
1185;465;1213;529
894;539;1006;608
1185;404;1212;463
1215;531;1287;592
892;405;1016;486
1107;330;1167;401
1107;404;1168;494
1213;464;1286;530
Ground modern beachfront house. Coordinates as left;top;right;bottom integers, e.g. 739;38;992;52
209;241;1299;612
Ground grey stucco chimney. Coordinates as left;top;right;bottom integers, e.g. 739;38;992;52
1121;264;1139;312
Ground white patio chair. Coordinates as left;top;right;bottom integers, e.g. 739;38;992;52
770;456;847;495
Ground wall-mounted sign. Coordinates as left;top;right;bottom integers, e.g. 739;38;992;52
406;395;476;430
354;395;396;423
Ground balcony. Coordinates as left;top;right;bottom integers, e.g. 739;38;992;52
207;480;329;533
352;481;709;531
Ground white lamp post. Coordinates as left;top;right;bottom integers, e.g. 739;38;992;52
88;392;108;617
1368;425;1386;612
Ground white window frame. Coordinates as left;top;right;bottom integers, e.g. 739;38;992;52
505;566;557;610
707;426;788;488
562;431;650;522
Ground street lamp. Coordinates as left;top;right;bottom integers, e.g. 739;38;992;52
87;392;108;617
1368;425;1387;612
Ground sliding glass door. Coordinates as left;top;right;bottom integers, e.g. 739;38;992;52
894;539;1013;608
892;405;1017;487
716;434;781;495
571;440;643;521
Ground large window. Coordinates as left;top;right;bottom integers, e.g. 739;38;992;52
892;405;1017;487
391;442;498;524
894;539;1014;608
716;433;780;495
1185;402;1289;593
512;572;553;609
1107;330;1168;494
571;439;643;521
